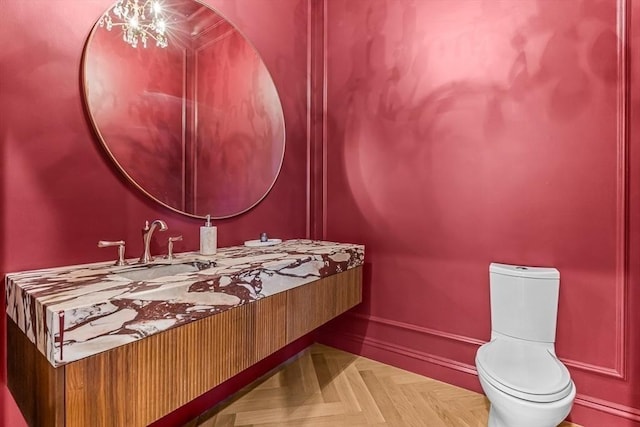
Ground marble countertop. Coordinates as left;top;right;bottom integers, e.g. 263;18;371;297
5;240;364;367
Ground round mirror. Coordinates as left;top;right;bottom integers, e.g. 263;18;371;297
82;0;285;219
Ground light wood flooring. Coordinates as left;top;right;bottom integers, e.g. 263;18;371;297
185;344;580;427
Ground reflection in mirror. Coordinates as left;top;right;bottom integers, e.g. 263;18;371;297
98;0;170;49
83;0;285;218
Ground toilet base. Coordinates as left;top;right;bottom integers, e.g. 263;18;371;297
487;405;503;427
479;374;575;427
488;403;533;427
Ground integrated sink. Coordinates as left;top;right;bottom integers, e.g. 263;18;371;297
115;263;199;282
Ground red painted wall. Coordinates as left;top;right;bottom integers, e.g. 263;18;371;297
0;0;309;425
319;1;640;426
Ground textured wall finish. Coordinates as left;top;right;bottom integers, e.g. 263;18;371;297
320;1;640;426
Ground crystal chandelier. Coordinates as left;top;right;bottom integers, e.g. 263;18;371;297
99;0;169;48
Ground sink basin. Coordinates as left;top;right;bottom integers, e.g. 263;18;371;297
116;263;199;282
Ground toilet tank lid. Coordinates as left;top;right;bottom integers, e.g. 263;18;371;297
490;263;559;279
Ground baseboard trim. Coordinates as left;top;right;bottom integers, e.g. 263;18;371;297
339;331;477;375
575;394;640;423
348;312;484;347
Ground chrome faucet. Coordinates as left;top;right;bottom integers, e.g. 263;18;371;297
140;219;168;263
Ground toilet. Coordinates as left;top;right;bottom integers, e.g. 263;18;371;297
476;263;575;427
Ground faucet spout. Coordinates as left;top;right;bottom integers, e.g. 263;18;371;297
140;219;168;264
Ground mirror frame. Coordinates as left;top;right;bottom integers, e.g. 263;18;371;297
80;0;286;219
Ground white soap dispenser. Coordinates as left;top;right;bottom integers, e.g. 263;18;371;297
200;214;217;255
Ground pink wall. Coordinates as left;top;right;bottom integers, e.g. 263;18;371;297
319;0;640;426
0;0;310;425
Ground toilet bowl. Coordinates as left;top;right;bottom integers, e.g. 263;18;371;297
476;263;575;427
476;338;576;427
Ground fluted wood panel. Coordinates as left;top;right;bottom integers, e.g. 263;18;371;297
7;317;65;427
287;267;362;342
287;281;325;343
334;267;364;317
60;270;360;427
255;292;288;361
64;292;287;427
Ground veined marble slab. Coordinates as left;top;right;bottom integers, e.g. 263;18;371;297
5;240;364;367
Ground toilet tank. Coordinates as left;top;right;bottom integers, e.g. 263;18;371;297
489;263;560;343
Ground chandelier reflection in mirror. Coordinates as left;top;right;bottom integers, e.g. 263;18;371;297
98;0;169;48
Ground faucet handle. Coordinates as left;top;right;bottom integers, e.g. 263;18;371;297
167;235;183;260
98;240;127;266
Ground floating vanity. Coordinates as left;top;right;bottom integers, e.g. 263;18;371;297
6;239;364;427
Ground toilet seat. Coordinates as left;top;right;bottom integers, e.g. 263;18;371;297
476;339;572;403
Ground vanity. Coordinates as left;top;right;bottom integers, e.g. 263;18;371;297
6;240;364;427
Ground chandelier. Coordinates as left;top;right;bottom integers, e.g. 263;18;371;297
99;0;169;48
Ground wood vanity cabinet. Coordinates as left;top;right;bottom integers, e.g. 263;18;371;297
7;266;362;427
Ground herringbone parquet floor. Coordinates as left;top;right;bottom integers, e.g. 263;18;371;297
185;344;580;427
